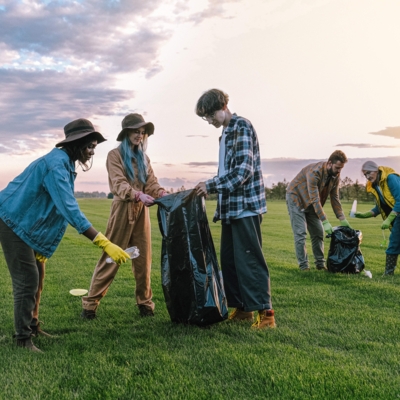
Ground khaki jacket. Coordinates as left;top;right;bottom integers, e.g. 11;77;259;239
107;147;164;224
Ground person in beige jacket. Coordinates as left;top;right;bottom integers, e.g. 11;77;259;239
81;113;166;319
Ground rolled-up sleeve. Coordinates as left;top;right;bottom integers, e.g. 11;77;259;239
43;167;91;234
306;170;326;221
206;123;254;194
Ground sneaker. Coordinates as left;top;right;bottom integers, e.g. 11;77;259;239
228;308;254;321
31;322;53;338
316;265;328;271
16;337;43;353
81;309;97;320
251;309;276;329
138;305;154;317
300;267;310;271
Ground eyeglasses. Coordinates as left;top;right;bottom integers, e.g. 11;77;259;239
201;112;216;122
363;171;375;178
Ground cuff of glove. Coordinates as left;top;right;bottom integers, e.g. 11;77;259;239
92;232;107;248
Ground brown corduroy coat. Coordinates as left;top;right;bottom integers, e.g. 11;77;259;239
107;147;164;224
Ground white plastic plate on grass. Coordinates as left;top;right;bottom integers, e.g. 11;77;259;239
69;289;88;296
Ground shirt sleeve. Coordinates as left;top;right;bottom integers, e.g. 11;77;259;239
43;164;91;234
387;174;400;213
206;120;254;194
371;205;379;215
306;169;327;221
329;178;345;220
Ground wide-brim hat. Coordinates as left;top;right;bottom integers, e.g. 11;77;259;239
116;113;154;141
55;118;106;147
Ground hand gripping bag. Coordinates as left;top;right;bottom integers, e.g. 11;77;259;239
327;226;365;274
154;190;228;326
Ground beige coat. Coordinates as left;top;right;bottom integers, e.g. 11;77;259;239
82;146;164;311
107;147;164;224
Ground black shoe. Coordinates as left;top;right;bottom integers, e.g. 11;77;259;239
81;309;97;320
138;305;154;317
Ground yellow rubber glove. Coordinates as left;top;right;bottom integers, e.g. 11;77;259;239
340;219;352;229
381;212;397;230
93;233;130;264
35;253;48;263
322;219;333;234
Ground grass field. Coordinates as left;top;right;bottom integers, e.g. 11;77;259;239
1;199;400;399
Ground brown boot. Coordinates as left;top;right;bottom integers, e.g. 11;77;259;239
384;254;398;275
251;309;276;329
228;308;254;321
16;337;43;353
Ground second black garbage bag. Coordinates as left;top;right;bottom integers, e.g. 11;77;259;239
155;189;228;326
327;226;365;273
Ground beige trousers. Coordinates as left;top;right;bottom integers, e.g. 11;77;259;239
82;202;153;311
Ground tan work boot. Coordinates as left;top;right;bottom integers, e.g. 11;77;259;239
16;337;43;353
251;309;276;329
228;308;254;321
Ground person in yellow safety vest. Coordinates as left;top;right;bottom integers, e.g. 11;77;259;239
355;160;400;275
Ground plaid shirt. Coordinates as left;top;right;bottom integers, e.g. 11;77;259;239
286;161;344;222
205;114;267;223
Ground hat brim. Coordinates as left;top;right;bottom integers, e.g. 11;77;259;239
116;121;154;141
55;131;107;147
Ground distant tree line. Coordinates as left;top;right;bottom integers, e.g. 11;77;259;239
74;191;107;198
75;178;375;203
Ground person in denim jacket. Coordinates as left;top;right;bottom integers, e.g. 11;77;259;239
0;119;130;352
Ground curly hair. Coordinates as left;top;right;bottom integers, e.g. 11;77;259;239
328;150;348;164
60;133;98;170
195;88;229;117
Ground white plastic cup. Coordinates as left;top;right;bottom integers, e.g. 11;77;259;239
106;246;140;263
364;270;372;279
349;200;357;218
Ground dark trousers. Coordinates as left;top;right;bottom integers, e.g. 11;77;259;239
220;215;272;312
0;218;40;339
386;216;400;255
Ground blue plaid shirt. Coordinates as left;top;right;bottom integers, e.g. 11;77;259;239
205;113;267;223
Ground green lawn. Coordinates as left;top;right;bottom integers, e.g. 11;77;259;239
0;199;399;399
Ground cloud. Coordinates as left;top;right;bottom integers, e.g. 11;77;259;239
158;177;188;188
336;143;397;148
188;0;240;24
0;1;235;154
369;127;400;139
0;1;170;74
186;161;218;167
186;135;208;138
0;69;133;154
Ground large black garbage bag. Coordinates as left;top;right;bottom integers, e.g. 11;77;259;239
154;189;228;326
327;226;365;273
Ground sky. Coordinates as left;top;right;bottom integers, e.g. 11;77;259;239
1;0;400;193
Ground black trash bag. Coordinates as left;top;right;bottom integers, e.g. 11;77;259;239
154;189;228;326
327;226;365;274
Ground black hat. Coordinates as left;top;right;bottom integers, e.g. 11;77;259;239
55;118;106;147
